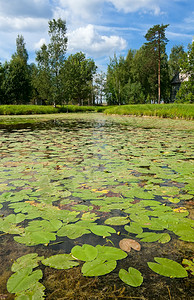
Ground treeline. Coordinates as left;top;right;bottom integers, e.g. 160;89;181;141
0;20;193;106
106;25;194;104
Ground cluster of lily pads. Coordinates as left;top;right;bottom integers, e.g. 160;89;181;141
0;115;193;298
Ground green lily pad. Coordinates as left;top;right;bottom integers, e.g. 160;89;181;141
119;267;143;287
42;254;79;269
104;216;130;226
96;245;127;261
82;258;117;277
57;224;90;239
11;253;44;272
89;225;116;237
71;244;98;261
124;223;143;235
147;257;188;278
7;268;43;293
14;231;56;246
15;282;45;300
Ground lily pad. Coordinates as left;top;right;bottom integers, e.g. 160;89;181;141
82;258;117;277
119;267;143;287
119;239;141;252
42;254;79;269
104;216;130;226
11;253;44;272
7;268;43;294
71;244;98;261
89;225;116;237
147;257;188;278
15;282;45;300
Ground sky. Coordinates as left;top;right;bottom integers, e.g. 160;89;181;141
0;0;193;71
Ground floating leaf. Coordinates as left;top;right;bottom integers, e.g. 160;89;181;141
119;239;141;252
89;225;116;237
42;254;79;269
82;258;117;277
57;224;90;239
15;282;45;300
124;223;143;235
136;232;165;243
14;231;56;246
119;267;143;287
7;268;43;293
71;244;98;261
104;216;129;226
12;253;44;272
96;245;127;261
158;233;171;244
147;257;188;278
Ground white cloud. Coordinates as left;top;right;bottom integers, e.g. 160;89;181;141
0;16;48;32
58;0;103;21
109;0;161;15
34;38;47;50
68;24;127;57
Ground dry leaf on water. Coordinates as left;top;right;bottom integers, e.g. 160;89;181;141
119;239;141;252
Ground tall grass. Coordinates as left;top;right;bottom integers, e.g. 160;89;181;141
0;105;108;115
0;105;58;115
104;104;194;120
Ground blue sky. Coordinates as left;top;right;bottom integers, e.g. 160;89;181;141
0;0;193;71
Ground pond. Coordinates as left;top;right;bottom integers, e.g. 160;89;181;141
0;113;193;300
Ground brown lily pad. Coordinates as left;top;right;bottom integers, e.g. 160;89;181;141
119;239;141;252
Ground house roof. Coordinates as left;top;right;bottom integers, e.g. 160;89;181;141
171;72;189;85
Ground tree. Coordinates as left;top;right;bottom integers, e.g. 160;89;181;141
168;45;185;79
106;54;130;105
34;18;68;106
2;35;31;104
48;18;68;106
145;24;169;104
175;41;194;103
33;44;53;104
13;35;29;63
63;52;97;105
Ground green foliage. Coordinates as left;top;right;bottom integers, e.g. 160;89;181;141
119;267;143;287
168;44;185;79
147;257;188;278
0;105;58;115
104;104;194;119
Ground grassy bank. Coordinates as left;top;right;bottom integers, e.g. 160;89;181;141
104;104;194;120
0;104;193;120
0;105;108;115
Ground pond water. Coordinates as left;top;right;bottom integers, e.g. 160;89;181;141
0;113;193;300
